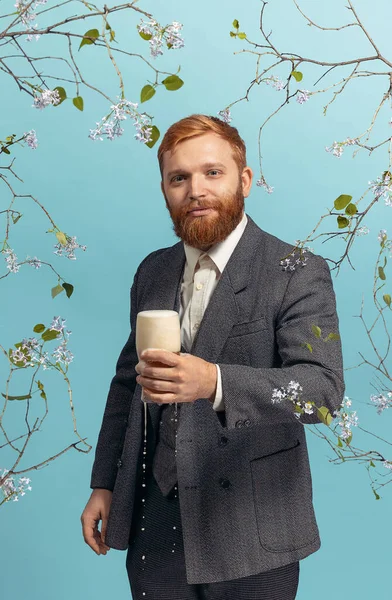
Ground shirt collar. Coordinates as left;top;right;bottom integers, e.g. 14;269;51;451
183;211;248;275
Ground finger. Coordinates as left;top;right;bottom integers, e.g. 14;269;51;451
142;387;177;404
141;349;179;366
93;526;108;555
137;375;174;391
135;359;148;375
82;516;102;555
101;518;111;551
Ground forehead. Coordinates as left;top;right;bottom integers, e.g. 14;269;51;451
162;132;236;173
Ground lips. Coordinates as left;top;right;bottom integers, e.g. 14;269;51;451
188;206;214;213
188;208;214;217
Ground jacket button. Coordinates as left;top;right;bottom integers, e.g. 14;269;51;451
219;478;231;489
117;459;123;468
219;436;228;446
244;419;250;427
235;420;243;428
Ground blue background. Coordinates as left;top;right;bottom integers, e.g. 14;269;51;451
1;0;391;598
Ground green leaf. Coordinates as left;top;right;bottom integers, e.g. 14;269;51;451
138;30;152;41
79;28;99;50
41;328;61;342
323;332;340;342
229;31;236;37
337;216;349;229
373;489;380;500
12;214;22;225
1;392;32;401
3;147;10;154
140;84;156;103
345;203;358;215
345;432;352;445
334;194;353;210
56;231;67;246
311;324;321;338
378;266;386;280
162;74;184;91
383;294;391;307
145;125;160;149
51;284;64;299
317;406;333;426
301;342;313;353
337;437;343;447
370;460;375;467
33;324;46;333
238;32;247;39
291;70;303;82
62;282;74;298
73;96;84;111
232;19;239;29
53;86;66;105
110;29;115;42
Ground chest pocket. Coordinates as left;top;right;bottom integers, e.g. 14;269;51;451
229;316;267;337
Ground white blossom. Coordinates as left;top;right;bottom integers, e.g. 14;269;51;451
1;469;32;502
2;248;20;273
296;90;310;104
52;341;74;365
15;0;47;41
136;19;184;58
89;99;153;144
325;137;359;158
378;229;387;243
26;255;42;268
10;319;73;370
218;108;232;124
265;75;285;91
33;89;61;110
369;172;392;206
53;235;87;260
280;247;309;271
256;177;274;194
271;380;315;420
370;391;392;415
23;129;38;149
356;226;369;236
333;395;358;440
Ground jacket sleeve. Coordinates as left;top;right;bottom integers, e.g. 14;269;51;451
217;253;345;429
89;262;141;491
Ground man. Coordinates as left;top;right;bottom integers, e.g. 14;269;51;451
81;114;345;599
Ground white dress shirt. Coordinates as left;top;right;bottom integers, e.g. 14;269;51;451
178;211;248;411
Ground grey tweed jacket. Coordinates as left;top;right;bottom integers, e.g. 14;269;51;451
90;213;345;585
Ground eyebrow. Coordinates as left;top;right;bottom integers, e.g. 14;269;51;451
166;162;227;179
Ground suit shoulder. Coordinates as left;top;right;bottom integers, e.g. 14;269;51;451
254;225;328;270
137;242;182;273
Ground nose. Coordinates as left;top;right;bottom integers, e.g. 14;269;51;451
188;174;207;200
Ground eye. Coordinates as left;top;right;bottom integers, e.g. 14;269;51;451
170;170;221;183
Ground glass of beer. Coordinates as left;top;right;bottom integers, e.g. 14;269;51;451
136;310;181;404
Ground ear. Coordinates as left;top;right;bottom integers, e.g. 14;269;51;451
242;166;253;198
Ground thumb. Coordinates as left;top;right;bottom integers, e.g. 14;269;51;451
101;517;107;544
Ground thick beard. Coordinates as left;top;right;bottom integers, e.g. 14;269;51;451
164;179;245;251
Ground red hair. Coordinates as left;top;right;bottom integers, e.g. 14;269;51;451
157;114;247;179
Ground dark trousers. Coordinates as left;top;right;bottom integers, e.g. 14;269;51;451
126;466;300;600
